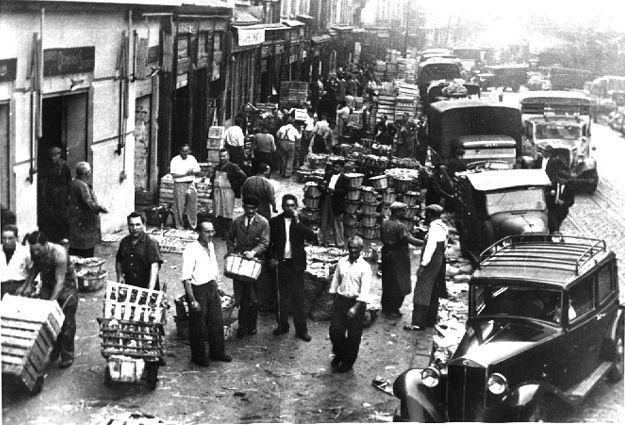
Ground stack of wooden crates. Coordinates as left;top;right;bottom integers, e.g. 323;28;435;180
1;295;65;394
207;126;224;164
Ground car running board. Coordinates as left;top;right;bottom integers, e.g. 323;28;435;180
566;361;612;399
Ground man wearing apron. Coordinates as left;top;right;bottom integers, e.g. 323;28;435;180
405;204;448;331
210;149;247;237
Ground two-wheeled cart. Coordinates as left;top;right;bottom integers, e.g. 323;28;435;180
1;295;65;395
98;282;166;390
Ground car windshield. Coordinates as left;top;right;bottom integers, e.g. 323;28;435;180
485;188;546;215
420;64;461;82
535;124;581;141
473;284;563;324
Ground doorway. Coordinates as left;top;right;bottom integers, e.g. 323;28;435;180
0;103;10;210
37;92;88;238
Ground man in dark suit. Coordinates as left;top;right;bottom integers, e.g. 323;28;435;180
268;194;318;341
320;160;349;247
546;169;575;233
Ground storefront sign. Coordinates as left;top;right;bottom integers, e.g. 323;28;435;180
43;46;95;77
0;58;17;82
237;27;265;47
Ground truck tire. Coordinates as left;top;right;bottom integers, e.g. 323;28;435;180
607;324;624;383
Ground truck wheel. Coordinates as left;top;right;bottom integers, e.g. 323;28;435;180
146;363;159;390
607;325;624;383
30;376;44;395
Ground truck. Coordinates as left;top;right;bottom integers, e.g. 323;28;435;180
417;57;462;100
481;64;529;92
520;91;598;192
427;99;524;169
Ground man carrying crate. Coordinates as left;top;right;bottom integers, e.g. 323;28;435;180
181;221;232;367
17;230;77;369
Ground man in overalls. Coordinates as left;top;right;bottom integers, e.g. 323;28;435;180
405;204;448;331
210;149;247;237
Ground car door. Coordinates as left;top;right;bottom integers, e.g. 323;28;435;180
562;275;601;389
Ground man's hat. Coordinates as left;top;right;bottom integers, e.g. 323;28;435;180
425;204;444;216
242;196;260;207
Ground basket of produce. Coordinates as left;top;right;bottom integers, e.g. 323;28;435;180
392;177;412;193
144;206;171;228
303;182;322;198
345;173;365;188
402;191;421;207
403;206;421;220
344;201;360;215
224;254;263;283
346;189;361;201
360;187;378;203
381;189;396;204
303;197;321;209
77;270;108;292
345;225;360;238
71;256;105;275
362;226;380;240
361;214;380;228
105;355;146;384
370;175;388;190
362;202;379;215
343;214;359;226
308;154;329;169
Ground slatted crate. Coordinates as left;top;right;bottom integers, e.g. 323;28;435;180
1;295;65;393
103;282;166;323
98;319;164;359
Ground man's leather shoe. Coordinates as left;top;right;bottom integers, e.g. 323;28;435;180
236;327;247;338
295;332;312;342
273;327;289;336
336;363;352;373
59;359;73;369
248;328;257;336
209;354;232;363
331;357;342;369
192;357;210;367
158;357;167;366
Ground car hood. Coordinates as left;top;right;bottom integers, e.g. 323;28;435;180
491;211;547;239
451;320;558;367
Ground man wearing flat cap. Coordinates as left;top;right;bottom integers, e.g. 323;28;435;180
226;196;270;338
406;204;448;331
546;169;575;233
380;202;423;318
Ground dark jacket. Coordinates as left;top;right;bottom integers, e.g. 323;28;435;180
546;182;575;219
268;213;318;272
322;172;349;215
68;179;106;250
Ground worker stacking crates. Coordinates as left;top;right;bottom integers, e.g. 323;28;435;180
1;295;65;394
207;125;225;164
98;281;167;390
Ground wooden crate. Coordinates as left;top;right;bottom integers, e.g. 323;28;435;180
99;319;164;359
207;137;222;150
103;281;166;323
208;126;225;139
1;296;65;392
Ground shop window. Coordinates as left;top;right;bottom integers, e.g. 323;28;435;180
198;32;209;58
597;265;613;303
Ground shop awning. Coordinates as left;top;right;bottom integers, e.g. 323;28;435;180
265;23;288;31
283;19;306;27
311;34;332;44
234;11;261;25
296;14;315;21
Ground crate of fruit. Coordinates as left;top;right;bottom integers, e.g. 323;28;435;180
1;295;65;394
98;318;164;359
77;270;108;292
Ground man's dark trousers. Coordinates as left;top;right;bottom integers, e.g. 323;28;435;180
275;259;307;334
329;295;365;368
50;294;78;362
233;279;258;332
188;281;226;361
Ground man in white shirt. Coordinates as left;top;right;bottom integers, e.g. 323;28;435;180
222;117;246;167
170;145;201;230
181;221;232;366
1;225;31;298
268;194;318;341
276;116;301;178
328;236;372;373
406;204;448;331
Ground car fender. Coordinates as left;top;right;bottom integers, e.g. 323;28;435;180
573;158;597;176
393;369;447;422
609;307;624;341
503;381;570;408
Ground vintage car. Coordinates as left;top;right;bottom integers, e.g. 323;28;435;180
417;58;462;100
520;91;598;193
393;235;624;422
453;169;551;262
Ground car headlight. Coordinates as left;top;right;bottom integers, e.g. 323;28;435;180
487;373;508;395
421;367;441;388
